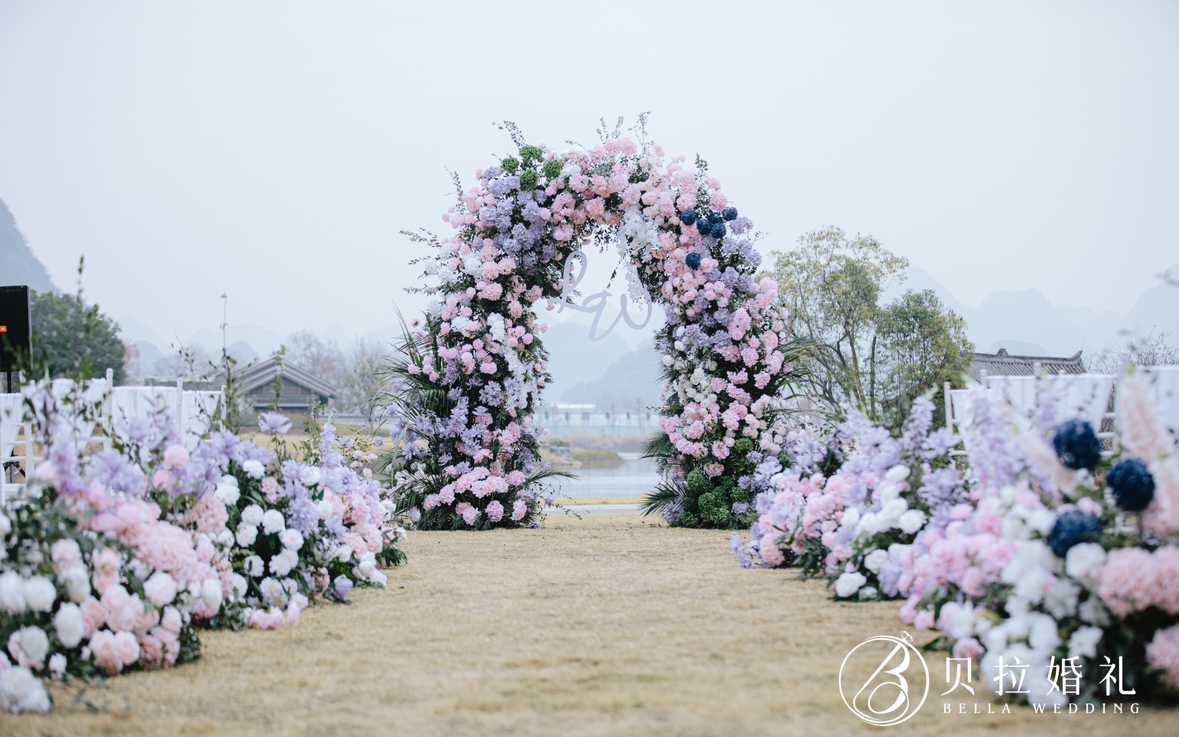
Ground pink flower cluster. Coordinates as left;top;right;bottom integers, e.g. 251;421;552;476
1095;546;1179;618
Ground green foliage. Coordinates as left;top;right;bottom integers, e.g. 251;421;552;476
29;259;126;384
765;227;972;430
875;289;974;428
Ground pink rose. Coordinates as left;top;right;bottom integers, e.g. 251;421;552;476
913;608;935;631
80;597;106;636
149;626;180;665
952;638;984;662
160;606;182;635
143;571;178;608
89;630;122;673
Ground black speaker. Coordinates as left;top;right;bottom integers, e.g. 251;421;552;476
0;285;32;372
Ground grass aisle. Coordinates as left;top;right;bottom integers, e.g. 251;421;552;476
3;513;1174;736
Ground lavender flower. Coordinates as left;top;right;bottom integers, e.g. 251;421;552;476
258;412;292;435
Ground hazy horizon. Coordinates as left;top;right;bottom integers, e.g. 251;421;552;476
1;1;1176;341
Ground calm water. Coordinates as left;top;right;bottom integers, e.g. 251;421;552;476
541;454;663;499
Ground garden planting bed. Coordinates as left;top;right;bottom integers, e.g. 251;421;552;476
3;513;1174;736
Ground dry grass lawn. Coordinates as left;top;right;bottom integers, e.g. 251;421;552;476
2;513;1174;736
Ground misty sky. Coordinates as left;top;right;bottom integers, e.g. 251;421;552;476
1;1;1176;344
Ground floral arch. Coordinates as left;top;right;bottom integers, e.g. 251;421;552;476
389;123;797;530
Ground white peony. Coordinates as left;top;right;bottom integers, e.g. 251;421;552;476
231;574;248;599
215;530;234;547
1026;509;1056;537
878;482;902;503
834;571;867;598
12;626;49;669
0;511;10;535
857;512;883;537
261;509;285;535
885;465;911;483
214;474;240;505
241;504;264;526
201;579;223;612
316;500;334;521
241;460;265;479
0;665;51;714
23;576;57;613
236;524;258;548
1078;596;1111;627
864;549;889;574
840;507;861;528
897;509;927;535
881;498;909;522
53;603;85;648
61;567;90;603
1064;542;1106;588
0;571;26;614
858;586;879;600
245;556;264;577
299;467;321;487
333;545;353;563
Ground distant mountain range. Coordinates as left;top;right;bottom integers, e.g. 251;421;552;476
882;265;1179;358
0;198;58;294
4;194;1176;387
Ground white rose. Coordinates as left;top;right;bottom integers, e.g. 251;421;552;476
834;571;867;599
245;555;264;577
333;545;353;563
857;512;882;537
214;475;240;505
23;576;57;613
858;586;879;600
61;567;90;603
241;504;264;526
885;465;911;483
0;666;51;714
280;529;304;552
268;554;292;577
897;509;927;535
864;549;889;574
242;460;265;479
236;524;258;548
261;510;285;535
53;603;85;648
0;571;27;613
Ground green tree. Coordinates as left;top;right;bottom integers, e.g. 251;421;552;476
29;262;126;384
766;226;909;416
766;227;972;429
874;289;974;428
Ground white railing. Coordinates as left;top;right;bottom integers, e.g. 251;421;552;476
945;368;1118;458
1;370;223;504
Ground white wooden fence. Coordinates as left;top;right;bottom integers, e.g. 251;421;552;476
944;366;1179;458
1;370;223;503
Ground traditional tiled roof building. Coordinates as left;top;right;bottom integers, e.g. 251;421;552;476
968;348;1086;382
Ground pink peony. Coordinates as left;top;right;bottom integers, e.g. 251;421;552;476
511;499;527;522
1147;623;1179;690
112;630;139;667
184;496;229;535
486;500;504;523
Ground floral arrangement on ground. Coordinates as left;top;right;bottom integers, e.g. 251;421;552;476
737;368;1179;707
0;381;406;714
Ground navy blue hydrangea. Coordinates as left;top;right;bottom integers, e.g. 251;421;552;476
707;213;723;226
722;207;738;221
711;222;727;239
685;252;702;270
1106;459;1156;512
1047;510;1102;557
679;209;698;226
1052;418;1102;472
